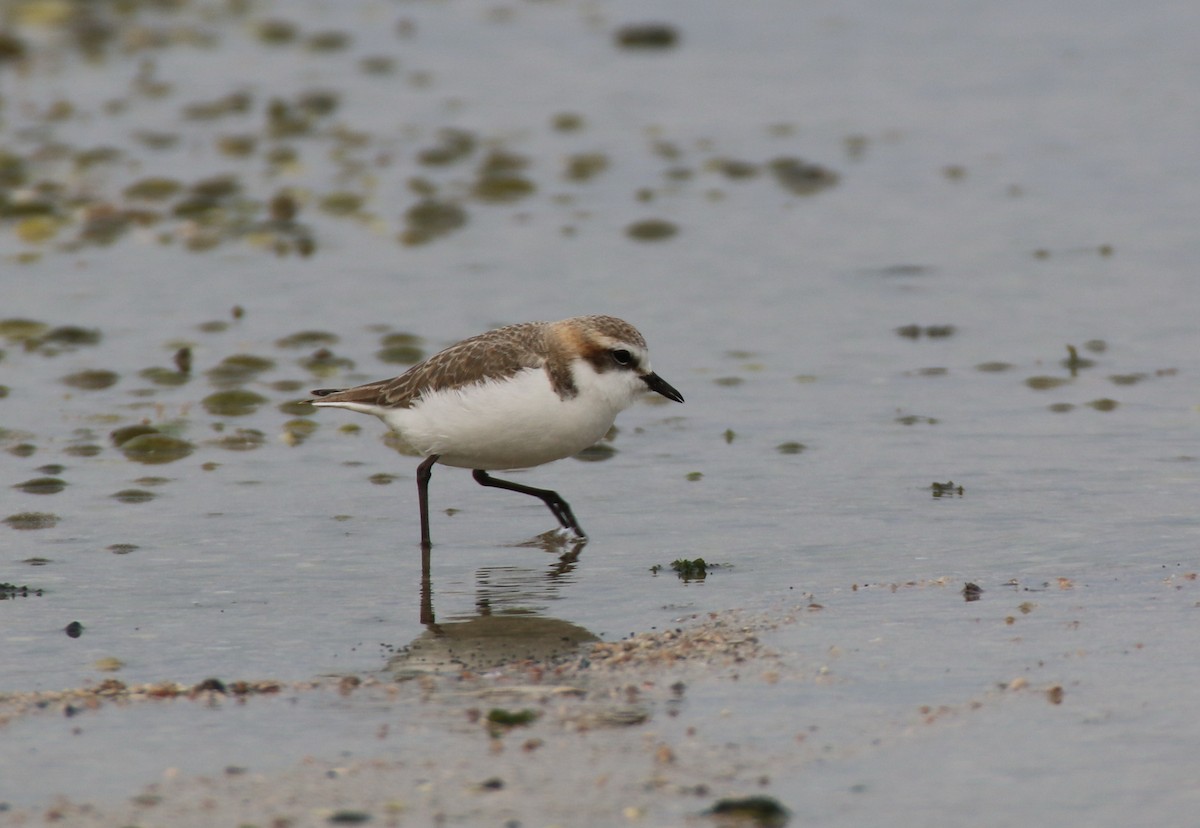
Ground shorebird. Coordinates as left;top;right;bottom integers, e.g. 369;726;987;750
310;315;683;548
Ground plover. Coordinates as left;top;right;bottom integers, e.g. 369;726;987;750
310;315;683;548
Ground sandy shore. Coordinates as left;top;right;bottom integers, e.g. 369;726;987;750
1;608;806;827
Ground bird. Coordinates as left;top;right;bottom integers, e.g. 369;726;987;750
309;315;684;548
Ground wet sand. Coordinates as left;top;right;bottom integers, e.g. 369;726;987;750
4;607;805;826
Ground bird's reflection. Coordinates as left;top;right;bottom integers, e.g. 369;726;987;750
394;539;594;675
419;537;584;625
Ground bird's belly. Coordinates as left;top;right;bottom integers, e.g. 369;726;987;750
381;371;620;471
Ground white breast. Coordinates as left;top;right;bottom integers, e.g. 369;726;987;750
379;365;639;470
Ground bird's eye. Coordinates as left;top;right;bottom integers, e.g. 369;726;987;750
611;348;634;366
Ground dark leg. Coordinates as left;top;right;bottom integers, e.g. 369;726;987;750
416;454;440;549
472;469;587;539
419;541;434;625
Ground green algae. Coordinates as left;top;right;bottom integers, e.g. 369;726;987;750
376;339;424;365
299;349;354;374
575;444;617;462
0;318;49;342
276;330;339;349
202;389;269;416
211;428;266;451
4;512;60;530
400;199;467;246
768;156;839;196
417;129;476;166
614;23;679;49
123;177;183;201
119;434;194;465
207;354;276;386
706;795;789;827
112;489;156;503
14;478;66;495
61;370;119;390
626;218;678;241
139;366;191;387
110;424;161;447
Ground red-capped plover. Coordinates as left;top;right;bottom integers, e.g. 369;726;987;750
310;315;684;548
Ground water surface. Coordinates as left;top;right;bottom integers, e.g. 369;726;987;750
1;0;1198;822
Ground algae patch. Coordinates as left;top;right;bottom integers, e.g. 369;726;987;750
4;512;60;530
14;477;66;495
119;434;195;465
202;389;269;416
61;369;119;390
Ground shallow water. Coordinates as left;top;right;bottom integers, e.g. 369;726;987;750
2;0;1199;821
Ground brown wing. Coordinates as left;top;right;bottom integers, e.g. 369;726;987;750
310;321;549;409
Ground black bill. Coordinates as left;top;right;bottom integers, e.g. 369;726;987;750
642;372;684;403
